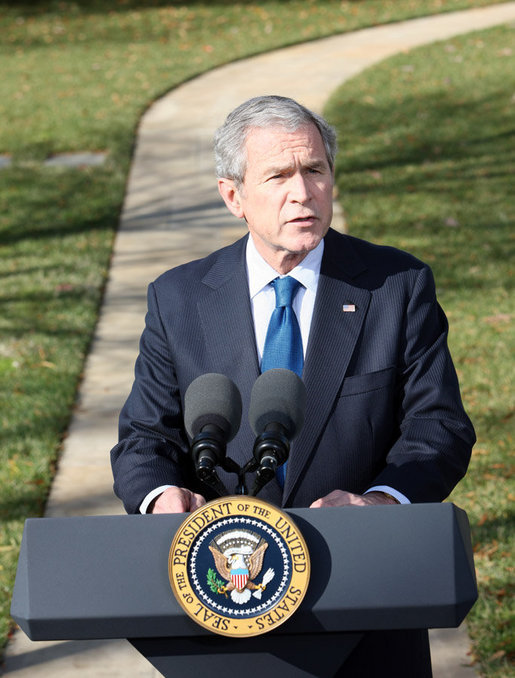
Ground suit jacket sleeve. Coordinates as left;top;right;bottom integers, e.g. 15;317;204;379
111;282;194;514
368;263;475;502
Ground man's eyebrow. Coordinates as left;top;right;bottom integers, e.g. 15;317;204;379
264;158;329;175
304;159;329;170
262;162;293;177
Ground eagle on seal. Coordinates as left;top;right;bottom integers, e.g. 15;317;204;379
208;529;275;604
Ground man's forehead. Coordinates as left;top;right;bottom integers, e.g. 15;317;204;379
245;122;321;144
244;124;328;165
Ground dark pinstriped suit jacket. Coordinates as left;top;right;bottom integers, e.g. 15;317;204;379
111;228;474;515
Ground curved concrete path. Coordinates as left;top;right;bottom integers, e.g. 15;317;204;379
5;3;515;675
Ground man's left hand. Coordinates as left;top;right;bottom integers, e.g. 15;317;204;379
310;490;398;508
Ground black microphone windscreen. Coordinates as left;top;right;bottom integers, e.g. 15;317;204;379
249;368;306;439
184;373;242;441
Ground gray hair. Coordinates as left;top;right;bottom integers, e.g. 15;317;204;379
214;95;337;185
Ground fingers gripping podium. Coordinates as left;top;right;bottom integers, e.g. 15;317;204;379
11;503;477;677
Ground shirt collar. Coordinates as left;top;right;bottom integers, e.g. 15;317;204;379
246;233;324;299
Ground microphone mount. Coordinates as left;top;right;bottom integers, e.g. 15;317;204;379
249;422;290;496
191;424;225;482
191;424;248;497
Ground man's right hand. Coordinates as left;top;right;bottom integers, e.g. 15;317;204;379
149;487;206;513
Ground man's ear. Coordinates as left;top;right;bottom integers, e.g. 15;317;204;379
218;178;245;219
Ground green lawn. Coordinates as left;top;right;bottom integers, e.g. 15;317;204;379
0;0;512;673
325;23;514;677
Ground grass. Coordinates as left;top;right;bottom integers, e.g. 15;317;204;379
0;0;512;671
324;23;514;677
3;0;504;161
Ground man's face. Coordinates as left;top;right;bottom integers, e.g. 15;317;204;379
219;124;334;272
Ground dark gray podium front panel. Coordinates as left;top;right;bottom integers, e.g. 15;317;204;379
11;503;476;641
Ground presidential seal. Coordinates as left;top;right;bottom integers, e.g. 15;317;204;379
169;496;310;637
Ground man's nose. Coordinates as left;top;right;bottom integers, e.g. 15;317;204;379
288;173;310;203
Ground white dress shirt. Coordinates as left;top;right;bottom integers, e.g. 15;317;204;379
246;233;323;363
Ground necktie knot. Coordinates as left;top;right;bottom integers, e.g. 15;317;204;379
273;276;302;308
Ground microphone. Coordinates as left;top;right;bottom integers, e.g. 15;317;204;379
184;373;242;494
248;368;306;495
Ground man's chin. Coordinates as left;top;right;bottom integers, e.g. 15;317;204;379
252;229;328;272
281;233;325;256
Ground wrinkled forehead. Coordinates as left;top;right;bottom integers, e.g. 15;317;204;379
243;123;329;174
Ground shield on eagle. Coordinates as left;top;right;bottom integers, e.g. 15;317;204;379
230;561;249;590
208;529;273;604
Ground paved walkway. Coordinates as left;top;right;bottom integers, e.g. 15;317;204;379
5;3;515;675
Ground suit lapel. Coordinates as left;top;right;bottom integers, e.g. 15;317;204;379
283;231;372;504
196;236;260;471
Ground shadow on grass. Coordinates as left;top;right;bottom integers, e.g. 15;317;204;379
333;91;514;184
0;483;53;522
0;167;123;246
469;509;515;557
329;87;514;288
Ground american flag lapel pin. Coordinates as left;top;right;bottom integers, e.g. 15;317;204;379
342;303;356;313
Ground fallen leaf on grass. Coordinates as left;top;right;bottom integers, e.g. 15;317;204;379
55;283;74;293
477;512;489;526
474;539;499;558
37;361;56;369
483;314;511;325
473;447;489;456
495;589;507;602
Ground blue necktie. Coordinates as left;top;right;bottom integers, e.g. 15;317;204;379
261;276;304;487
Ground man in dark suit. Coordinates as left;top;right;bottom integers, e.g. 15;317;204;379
111;95;474;675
